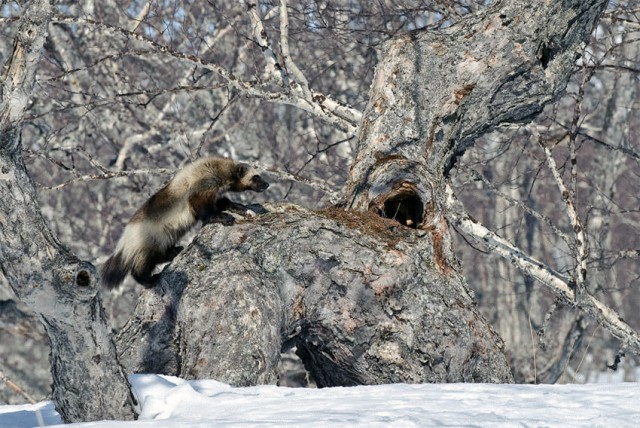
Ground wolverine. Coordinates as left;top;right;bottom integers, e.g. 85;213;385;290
101;157;269;289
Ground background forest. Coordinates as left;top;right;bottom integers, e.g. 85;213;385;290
1;0;639;404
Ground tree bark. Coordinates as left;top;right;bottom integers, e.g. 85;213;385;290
1;0;619;419
0;294;50;404
117;0;612;387
0;0;135;422
117;204;513;385
343;0;608;226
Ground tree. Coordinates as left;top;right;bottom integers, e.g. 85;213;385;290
1;0;639;422
0;0;136;422
452;2;640;382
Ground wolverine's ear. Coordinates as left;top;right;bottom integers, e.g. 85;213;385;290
234;163;248;180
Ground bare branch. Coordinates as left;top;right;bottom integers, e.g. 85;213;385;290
614;249;640;259
535;131;589;297
115;9;242;170
37;155;337;202
246;1;287;85
574;129;640;162
444;183;640;355
51;15;361;134
39;168;172;191
266;167;339;202
464;167;572;244
604;249;640;266
279;0;311;99
0;370;37;405
128;1;152;33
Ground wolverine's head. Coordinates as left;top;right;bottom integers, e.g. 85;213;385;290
231;163;269;192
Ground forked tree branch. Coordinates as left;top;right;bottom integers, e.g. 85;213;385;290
444;183;640;355
51;15;362;133
279;0;312;99
536;133;589;297
246;1;287;85
243;1;360;130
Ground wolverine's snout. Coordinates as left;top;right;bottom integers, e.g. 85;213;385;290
251;176;269;192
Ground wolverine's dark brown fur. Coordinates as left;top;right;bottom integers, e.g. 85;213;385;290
101;157;269;289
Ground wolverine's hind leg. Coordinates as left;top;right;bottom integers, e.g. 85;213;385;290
131;250;161;288
131;261;157;288
132;247;183;288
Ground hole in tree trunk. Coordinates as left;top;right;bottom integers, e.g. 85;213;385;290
370;182;424;228
76;270;91;287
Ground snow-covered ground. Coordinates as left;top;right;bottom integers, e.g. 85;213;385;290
1;374;639;427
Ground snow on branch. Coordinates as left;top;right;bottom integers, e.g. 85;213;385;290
443;183;640;355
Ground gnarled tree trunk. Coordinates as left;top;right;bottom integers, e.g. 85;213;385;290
343;0;607;232
117;0;609;386
1;0;616;422
117;204;513;384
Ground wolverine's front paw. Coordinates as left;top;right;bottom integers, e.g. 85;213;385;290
140;274;162;288
203;212;235;226
166;246;184;260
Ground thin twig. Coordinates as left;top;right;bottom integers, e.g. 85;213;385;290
39;168;171;190
50;14;361;133
443;183;640;355
464;167;572;245
0;370;37;405
266;167;338;202
534;128;588;300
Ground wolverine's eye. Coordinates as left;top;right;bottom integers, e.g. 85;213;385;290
251;176;259;182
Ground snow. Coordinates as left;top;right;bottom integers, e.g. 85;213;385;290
1;374;639;427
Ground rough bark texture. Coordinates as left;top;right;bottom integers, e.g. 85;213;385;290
118;204;513;385
1;0;614;417
116;0;610;387
343;0;608;226
1;124;137;425
0;0;135;422
0;292;50;404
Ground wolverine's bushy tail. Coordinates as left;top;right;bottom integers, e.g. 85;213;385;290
101;251;129;289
